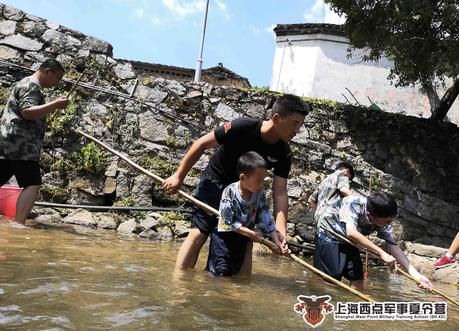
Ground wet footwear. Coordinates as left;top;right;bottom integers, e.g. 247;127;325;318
434;255;457;269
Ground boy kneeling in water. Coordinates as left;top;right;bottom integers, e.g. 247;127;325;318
206;151;282;276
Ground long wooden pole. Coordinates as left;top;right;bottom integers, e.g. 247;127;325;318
67;69;87;98
319;225;459;307
77;130;218;216
77;130;375;302
260;238;374;302
365;179;372;279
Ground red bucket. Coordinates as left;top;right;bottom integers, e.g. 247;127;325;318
0;185;22;217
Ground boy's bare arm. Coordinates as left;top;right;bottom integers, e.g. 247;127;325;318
21;96;69;120
163;131;218;193
346;224;396;267
307;198;317;209
235;226;262;242
387;244;432;290
307;189;318;208
272;176;289;252
339;187;353;196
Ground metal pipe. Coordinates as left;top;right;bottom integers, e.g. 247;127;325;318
34;201;193;213
194;0;210;83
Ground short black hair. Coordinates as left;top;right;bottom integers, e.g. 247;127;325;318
237;151;267;176
367;192;397;218
38;59;65;73
335;161;355;180
272;94;310;117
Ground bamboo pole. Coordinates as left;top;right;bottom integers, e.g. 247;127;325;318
77;130;375;302
77;130;218;216
365;179;372;280
395;268;459;307
319;225;459;307
260;238;374;302
67;69;87;98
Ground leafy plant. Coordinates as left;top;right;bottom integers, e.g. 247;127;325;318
47;96;81;136
76;142;107;176
113;194;136;207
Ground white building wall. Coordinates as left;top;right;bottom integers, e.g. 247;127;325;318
271;34;459;124
271;36;318;97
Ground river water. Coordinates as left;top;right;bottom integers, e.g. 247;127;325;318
0;219;457;330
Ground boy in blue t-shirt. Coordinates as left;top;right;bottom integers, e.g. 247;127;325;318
206;151;282;276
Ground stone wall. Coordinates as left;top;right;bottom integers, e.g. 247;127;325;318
293;104;459;247
1;3;458;251
0;3;112;67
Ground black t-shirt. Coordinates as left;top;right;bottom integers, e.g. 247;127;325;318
204;117;292;186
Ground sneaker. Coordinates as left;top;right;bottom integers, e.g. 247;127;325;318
434;255;457;269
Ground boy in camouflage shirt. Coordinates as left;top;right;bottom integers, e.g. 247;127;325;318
206;152;282;276
0;59;68;224
308;161;354;220
314;192;432;291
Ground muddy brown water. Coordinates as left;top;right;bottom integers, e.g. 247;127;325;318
0;219;458;330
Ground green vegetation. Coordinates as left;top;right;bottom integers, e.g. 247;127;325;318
40;183;70;203
51;142;107;177
105;104;122;130
139;155;177;178
78;142;107;176
161;211;189;222
51;157;75;174
159;211;191;228
61;55;123;94
0;85;10;107
113;194;136;207
244;88;341;110
47;96;81;136
143;77;155;87
244;87;283;97
252;85;270;92
369;172;383;192
164;135;180;148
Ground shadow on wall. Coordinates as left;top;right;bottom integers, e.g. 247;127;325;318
320;41;394;70
338;108;459;206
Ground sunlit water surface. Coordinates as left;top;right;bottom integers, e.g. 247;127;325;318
0;220;458;330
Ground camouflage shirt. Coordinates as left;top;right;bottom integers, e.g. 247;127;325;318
218;181;275;235
309;171;350;220
0;76;45;161
317;195;397;245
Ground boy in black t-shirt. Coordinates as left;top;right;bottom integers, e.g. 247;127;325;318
163;94;310;269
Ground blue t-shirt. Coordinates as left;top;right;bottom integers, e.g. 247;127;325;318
218;181;275;235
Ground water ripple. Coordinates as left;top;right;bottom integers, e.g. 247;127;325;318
18;282;75;295
105;307;160;327
123;264;145;272
80;290;128;297
0;305;22;312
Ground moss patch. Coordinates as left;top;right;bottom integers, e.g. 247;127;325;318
139;155;177;178
0;85;10;107
40;183;70;203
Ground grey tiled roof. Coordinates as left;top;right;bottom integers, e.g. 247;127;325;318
273;23;345;37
